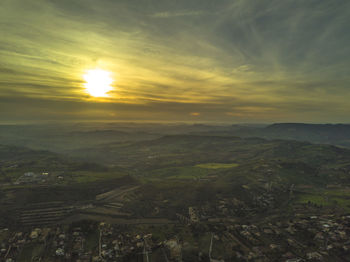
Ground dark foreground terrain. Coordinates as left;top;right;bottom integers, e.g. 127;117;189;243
1;123;350;261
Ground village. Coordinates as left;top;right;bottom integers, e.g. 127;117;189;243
1;206;350;261
1;169;350;261
14;171;65;185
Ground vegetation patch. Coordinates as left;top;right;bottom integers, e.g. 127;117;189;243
296;189;350;210
72;171;124;183
195;163;239;169
146;166;214;180
17;243;45;262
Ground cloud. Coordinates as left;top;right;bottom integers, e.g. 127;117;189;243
0;0;350;122
150;10;205;18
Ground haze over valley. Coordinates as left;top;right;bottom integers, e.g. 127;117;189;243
1;0;350;261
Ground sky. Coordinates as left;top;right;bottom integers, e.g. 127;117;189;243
0;0;349;123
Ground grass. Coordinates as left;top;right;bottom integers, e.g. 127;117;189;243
295;188;350;210
195;163;238;169
71;171;124;183
297;194;328;206
147;167;195;180
17;243;45;262
0;230;10;243
85;230;99;251
144;162;239;182
146;166;218;180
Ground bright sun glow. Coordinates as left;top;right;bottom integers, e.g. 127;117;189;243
83;69;114;97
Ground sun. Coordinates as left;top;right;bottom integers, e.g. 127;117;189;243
83;69;114;97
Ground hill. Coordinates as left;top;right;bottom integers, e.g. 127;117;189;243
262;123;350;146
191;123;350;148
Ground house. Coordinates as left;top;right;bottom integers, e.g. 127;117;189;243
306;252;322;260
56;248;64;256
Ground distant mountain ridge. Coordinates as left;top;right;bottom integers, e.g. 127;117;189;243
267;123;350;133
261;123;350;147
190;123;350;148
0;144;107;172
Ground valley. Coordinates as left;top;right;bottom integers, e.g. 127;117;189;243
1;123;350;261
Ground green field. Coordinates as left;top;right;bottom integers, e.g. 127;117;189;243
148;166;213;180
72;171;125;183
296;188;350;210
195;163;239;169
145;163;238;180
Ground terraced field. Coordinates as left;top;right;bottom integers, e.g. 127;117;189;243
17;202;75;227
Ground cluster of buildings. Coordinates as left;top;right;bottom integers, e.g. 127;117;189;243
1;211;350;261
14;172;49;184
98;223;155;261
214;213;350;261
176;196;259;224
0;223;184;261
0;226;94;261
172;198;350;261
14;171;65;185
